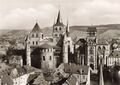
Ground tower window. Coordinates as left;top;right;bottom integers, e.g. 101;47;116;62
43;56;45;61
42;34;44;39
49;56;52;60
33;41;34;45
55;34;57;37
36;33;38;37
55;27;57;31
59;27;61;30
36;41;38;45
32;34;34;37
90;47;94;54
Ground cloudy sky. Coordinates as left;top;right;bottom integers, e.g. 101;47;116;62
0;0;120;30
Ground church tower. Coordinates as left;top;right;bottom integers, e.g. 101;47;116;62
63;20;74;63
99;58;104;85
52;10;65;43
87;26;97;70
26;22;43;66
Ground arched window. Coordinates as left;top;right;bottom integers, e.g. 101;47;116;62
90;56;94;62
59;27;61;30
32;34;34;37
36;33;38;37
103;46;106;51
49;56;52;60
55;27;57;31
36;41;38;45
98;46;101;51
33;41;34;45
90;47;94;54
55;34;57;37
42;34;44;39
43;56;45;61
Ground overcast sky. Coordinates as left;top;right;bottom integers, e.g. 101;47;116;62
0;0;120;30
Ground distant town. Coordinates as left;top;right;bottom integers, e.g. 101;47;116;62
0;9;120;85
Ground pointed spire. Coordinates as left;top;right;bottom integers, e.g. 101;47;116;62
31;22;42;32
66;19;70;37
56;10;61;23
99;58;104;85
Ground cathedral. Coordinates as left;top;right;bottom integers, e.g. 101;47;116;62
25;10;74;71
25;9;110;72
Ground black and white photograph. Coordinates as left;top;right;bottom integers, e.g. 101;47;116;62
0;0;120;85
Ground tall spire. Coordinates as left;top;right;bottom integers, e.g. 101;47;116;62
56;10;61;23
99;58;104;85
66;19;70;37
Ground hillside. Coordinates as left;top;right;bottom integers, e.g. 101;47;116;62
0;24;120;43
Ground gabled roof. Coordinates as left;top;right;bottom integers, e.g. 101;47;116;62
59;63;89;75
31;22;42;32
109;51;120;58
33;73;49;85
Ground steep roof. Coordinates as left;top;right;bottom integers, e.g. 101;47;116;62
59;63;89;75
54;10;64;26
66;75;77;85
31;22;42;32
109;51;120;58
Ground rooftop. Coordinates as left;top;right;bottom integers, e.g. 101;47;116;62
31;22;42;32
59;63;89;75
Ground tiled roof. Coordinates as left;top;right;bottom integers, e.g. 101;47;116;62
60;63;89;75
33;73;49;85
98;39;108;45
109;51;120;58
31;22;42;32
66;75;77;85
27;74;39;83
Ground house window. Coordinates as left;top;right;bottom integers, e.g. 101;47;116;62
49;56;52;60
55;34;57;37
43;56;45;61
32;34;34;37
36;33;38;37
55;27;57;31
42;34;44;39
33;41;34;45
36;41;38;45
59;27;61;30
